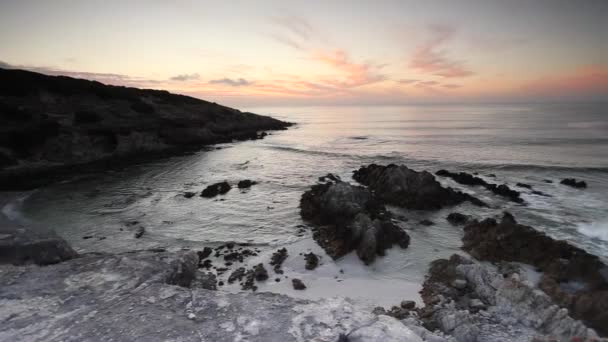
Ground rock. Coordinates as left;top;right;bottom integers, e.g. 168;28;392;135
543;179;554;183
353;164;487;210
446;212;470;226
419;254;599;341
560;178;587;189
253;263;269;281
0;68;292;191
387;306;410;319
237;179;257;189
200;181;231;198
462;213;608;335
304;252;319;270
196;247;213;261
292;278;306;290
372;306;387;315
318;173;341;183
198;272;217;290
401;300;416;310
183;191;196;198
228;267;246;284
450;279;467;289
134;226;145;238
436;169;524;203
164;251;198;287
515;182;532;189
419;219;434;226
270;248;288;273
300;180;410;264
531;190;551;197
0;222;78;265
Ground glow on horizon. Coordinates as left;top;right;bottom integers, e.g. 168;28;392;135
0;0;606;107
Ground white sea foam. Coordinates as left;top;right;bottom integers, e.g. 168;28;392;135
577;219;608;242
1;192;34;224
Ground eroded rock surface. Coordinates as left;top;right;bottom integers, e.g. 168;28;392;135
353;164;487;210
462;213;608;336
300;180;409;264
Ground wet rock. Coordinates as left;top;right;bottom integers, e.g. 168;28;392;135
354;164;487;210
198;272;217;290
134;226;145;238
83;235;93;239
387;306;410;319
199;259;212;269
560;178;587;189
531;190;552;197
228;267;246;284
515;182;532;189
419;219;434;226
372;306;387;315
0;223;78;265
253;263;269;281
165;251;198;288
292;278;306;290
468;298;485;310
237;179;257;189
304;252;319;270
446;212;470;226
401;300;416;310
241;269;258;291
300;180;410;264
318;173;341;183
270;248;288;273
462;213;608;335
196;247;213;261
436;169;524;203
543;179;554;183
200;181;231;198
183;191;196;198
450;279;467;289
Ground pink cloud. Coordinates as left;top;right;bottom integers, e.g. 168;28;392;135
410;25;474;78
313;49;385;88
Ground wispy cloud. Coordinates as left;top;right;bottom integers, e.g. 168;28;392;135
410;25;474;78
170;73;200;81
313;49;386;88
209;78;253;87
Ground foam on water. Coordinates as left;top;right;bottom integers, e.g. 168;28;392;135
577;219;608;242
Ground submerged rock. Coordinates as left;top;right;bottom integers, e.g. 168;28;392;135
183;191;196;198
237;179;257;189
436;169;524;203
560;178;587;189
446;212;471;226
462;213;608;336
201;181;231;197
304;252;319;270
134;226;146;238
354;164;487;210
300;180;410;264
270;248;288;273
292;278;306;290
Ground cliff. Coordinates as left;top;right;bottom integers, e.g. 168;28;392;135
0;68;291;189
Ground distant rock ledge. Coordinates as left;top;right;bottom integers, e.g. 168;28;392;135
0;68;292;189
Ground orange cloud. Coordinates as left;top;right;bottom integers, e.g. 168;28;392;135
312;49;386;88
410;25;474;78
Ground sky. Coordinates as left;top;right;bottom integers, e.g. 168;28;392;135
1;0;607;107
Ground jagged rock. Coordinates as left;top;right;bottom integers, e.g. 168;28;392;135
300;180;409;264
183;191;196;198
446;212;470;226
353;164;487;210
228;267;246;284
318;173;341;182
401;300;416;310
560;178;587;189
237;179;257;189
0;222;78;265
270;248;288;273
198;272;217;290
304;252;319;270
419;254;599;341
197;247;213;261
292;278;306;290
201;181;231;198
164;251;198;287
462;213;608;336
516;182;532;189
253;263;268;281
436;169;524;203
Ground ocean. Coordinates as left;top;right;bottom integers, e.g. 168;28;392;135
4;102;608;307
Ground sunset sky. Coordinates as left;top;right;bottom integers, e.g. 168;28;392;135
1;0;607;106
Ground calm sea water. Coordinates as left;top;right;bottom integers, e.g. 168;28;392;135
5;103;608;305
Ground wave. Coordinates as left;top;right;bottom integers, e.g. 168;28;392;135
577;219;608;242
1;191;35;224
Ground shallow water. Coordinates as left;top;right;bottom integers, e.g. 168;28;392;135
5;103;608;306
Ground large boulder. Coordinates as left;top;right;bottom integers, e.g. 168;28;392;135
0;221;78;265
462;213;608;336
300;180;409;264
353;164;487;210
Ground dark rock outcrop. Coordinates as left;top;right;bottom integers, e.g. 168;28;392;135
0;222;78;265
560;178;587;189
292;278;306;290
0;67;291;190
237;179;257;189
436;169;524;203
446;212;471;226
165;251;198;287
304;252;319;270
300;180;410;264
353;164;487;210
462;213;608;336
270;248;288;273
201;181;231;198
